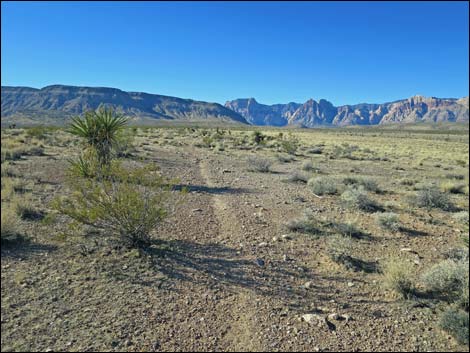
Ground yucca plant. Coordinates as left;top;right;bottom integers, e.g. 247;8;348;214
69;107;128;167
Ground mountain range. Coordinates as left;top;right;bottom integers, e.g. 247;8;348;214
1;85;468;127
225;96;469;127
1;85;247;125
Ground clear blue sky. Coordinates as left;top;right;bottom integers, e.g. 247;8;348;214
2;1;469;105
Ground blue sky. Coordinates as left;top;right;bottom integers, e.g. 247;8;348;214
1;1;469;105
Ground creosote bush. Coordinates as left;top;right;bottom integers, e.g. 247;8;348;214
1;207;25;245
53;163;174;248
375;212;401;232
439;307;469;345
382;259;416;299
421;259;469;300
247;156;273;173
413;185;454;211
308;176;338;195
341;185;380;212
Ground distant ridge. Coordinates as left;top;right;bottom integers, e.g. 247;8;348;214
1;84;468;127
1;85;248;125
225;95;469;127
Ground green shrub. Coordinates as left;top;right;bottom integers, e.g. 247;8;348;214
413;185;454;210
53;164;173;248
1;207;25;245
327;235;353;264
439;307;469;345
375;212;401;231
341;186;380;212
115;128;136;157
308;176;338;195
280;134;299;155
247;156;273;173
421;259;468;300
68;152;99;178
382;259;416;299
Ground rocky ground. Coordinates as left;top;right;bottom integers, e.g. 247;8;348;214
1;127;469;352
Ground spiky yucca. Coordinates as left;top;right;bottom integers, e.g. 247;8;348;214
69;107;128;167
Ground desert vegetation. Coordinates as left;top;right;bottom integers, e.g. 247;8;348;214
1;119;469;351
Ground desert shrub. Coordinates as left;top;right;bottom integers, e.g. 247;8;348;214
341;186;380;212
115;128;136;157
1;162;18;178
247;156;273;173
421;259;468;300
413;185;454;210
400;178;417;186
252;131;266;145
12;179;29;194
441;181;467;195
68;152;99;178
1;148;25;161
69;107;128;167
280;134;299;155
333;220;366;239
285;209;324;235
439;307;469;345
215;142;225;151
453;211;469;226
1;207;25;245
308;176;338;195
13;196;43;221
277;154;295;163
343;176;380;193
382;259;416;299
327;235;353;264
53;164;174;248
285;171;309;184
306;146;323;154
200;135;215;148
375;212;401;231
25;126;50;140
301;160;314;171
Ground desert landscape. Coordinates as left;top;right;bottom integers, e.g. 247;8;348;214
1;119;469;351
2;1;469;352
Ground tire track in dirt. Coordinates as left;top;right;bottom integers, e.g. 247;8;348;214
198;156;265;352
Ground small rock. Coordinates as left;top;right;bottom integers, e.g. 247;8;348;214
192;208;203;212
303;281;313;289
256;258;265;267
347;282;354;287
281;234;292;240
258;242;268;247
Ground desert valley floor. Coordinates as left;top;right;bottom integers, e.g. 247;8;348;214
1;125;469;352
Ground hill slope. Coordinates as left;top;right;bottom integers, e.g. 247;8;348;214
1;85;248;125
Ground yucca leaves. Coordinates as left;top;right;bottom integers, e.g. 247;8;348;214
69;107;128;167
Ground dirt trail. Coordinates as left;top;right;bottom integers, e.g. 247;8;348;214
198;156;265;352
